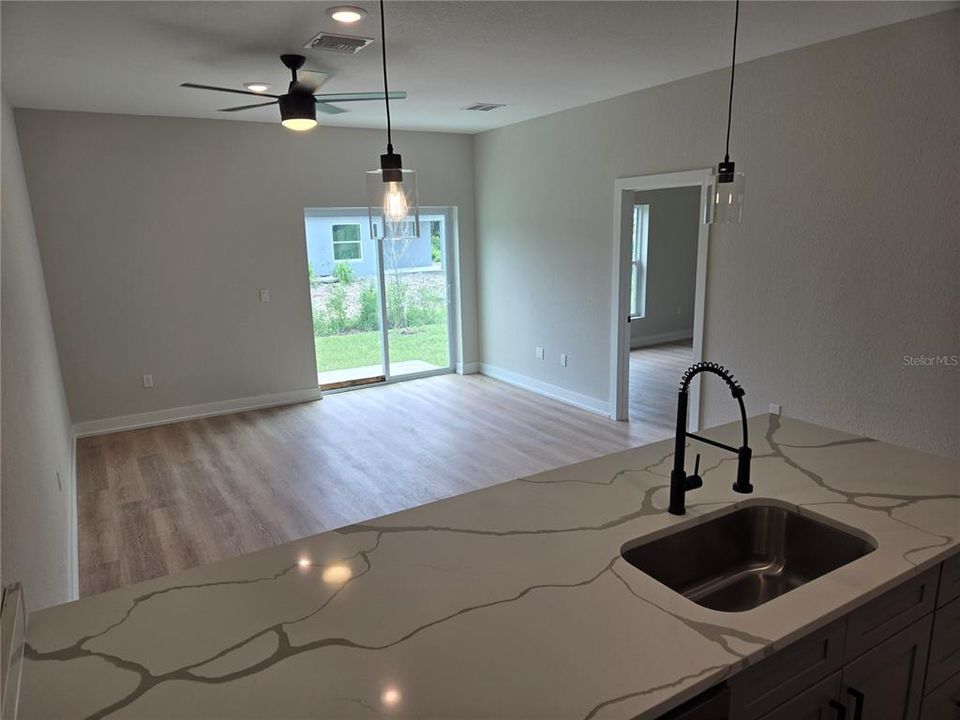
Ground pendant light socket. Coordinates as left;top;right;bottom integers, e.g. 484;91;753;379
380;150;403;183
718;159;736;184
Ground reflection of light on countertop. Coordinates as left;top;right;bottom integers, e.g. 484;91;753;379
297;557;312;569
381;687;401;707
322;564;353;585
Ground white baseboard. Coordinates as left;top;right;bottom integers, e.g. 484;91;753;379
457;361;481;375
478;363;610;417
630;329;694;349
72;387;324;438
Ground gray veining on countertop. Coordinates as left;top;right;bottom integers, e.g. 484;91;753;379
18;415;960;719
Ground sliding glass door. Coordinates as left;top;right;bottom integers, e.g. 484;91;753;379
304;207;456;390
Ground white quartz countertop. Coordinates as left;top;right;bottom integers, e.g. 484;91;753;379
18;415;960;720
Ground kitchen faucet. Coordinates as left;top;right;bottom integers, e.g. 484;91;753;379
669;362;753;515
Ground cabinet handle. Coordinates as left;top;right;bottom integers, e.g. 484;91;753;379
828;699;847;719
847;688;865;720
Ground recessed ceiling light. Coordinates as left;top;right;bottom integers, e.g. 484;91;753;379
326;5;367;24
244;82;271;93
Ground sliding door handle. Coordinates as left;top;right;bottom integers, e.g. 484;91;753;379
846;688;865;720
828;699;847;720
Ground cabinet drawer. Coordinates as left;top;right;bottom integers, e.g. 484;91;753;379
729;620;845;720
757;672;841;720
845;567;939;661
927;595;960;694
921;670;960;720
940;555;960;609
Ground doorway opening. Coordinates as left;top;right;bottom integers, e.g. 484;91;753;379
304;206;457;390
610;170;712;429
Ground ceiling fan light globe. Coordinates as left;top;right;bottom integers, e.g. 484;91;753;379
243;82;271;93
281;118;318;131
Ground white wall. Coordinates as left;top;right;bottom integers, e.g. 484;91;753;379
475;10;960;457
1;92;75;610
15;111;477;423
630;186;700;347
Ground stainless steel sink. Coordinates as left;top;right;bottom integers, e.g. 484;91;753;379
620;504;876;612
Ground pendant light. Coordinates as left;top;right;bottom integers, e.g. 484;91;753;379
713;0;745;224
366;0;419;241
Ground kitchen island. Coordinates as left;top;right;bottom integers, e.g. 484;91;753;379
16;415;960;719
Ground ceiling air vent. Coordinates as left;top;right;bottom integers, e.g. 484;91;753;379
463;103;506;112
304;32;374;54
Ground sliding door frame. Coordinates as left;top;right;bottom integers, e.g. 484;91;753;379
309;205;459;393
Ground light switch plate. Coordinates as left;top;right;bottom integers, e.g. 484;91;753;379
535;346;544;360
260;289;270;303
560;353;568;367
142;374;154;388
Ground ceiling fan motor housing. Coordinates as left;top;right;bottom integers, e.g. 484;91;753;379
279;93;317;125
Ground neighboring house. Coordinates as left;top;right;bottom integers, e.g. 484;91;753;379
304;210;443;277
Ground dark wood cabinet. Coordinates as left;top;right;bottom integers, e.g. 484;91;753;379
756;673;842;720
840;614;933;720
658;557;959;720
921;671;960;720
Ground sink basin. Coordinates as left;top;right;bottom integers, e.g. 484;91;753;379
620;504;876;612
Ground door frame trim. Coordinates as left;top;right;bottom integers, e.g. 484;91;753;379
609;169;713;426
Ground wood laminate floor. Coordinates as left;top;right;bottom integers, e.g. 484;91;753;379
628;340;694;425
77;373;678;596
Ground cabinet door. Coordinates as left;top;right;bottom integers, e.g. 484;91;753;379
758;672;842;720
921;670;960;720
842;615;933;720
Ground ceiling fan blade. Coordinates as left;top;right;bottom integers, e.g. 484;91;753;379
315;102;348;115
313;91;407;103
218;100;279;112
180;83;279;99
298;70;331;94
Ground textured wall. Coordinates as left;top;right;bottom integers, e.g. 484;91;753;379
1;93;75;609
475;11;960;457
16;112;477;422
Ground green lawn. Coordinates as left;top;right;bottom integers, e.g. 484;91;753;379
315;323;449;373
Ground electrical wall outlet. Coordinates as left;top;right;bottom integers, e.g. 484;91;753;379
676;305;683;315
769;403;781;416
560;353;568;367
535;346;544;360
259;289;270;303
142;374;154;389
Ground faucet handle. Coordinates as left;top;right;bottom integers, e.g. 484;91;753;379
686;453;704;491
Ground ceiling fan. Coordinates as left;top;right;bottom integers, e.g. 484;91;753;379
180;54;406;131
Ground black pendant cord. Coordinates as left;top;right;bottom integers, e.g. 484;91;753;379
723;0;740;163
379;0;393;154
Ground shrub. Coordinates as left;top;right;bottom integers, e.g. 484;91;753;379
357;280;379;331
407;285;445;326
325;285;349;334
334;261;354;285
386;279;409;329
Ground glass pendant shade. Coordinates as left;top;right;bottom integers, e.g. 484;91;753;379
366;166;419;240
712;160;745;225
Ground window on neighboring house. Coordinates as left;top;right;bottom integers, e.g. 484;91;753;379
630;204;650;319
332;223;363;261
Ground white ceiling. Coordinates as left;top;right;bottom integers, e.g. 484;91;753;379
2;1;954;134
